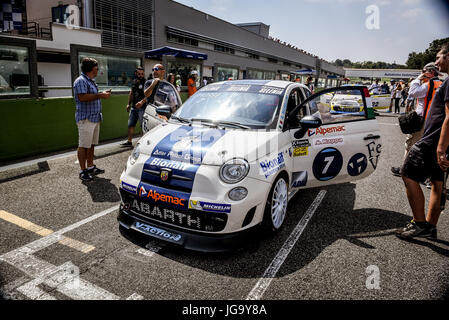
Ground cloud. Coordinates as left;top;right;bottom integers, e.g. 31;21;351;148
402;0;421;5
401;7;425;20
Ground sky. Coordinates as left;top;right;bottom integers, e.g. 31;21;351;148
174;0;449;65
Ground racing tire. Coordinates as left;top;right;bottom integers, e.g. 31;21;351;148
262;175;289;233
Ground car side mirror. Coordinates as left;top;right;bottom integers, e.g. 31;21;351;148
294;115;322;139
155;105;172;119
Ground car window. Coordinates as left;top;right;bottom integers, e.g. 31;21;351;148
154;81;180;112
314;89;367;124
174;84;284;129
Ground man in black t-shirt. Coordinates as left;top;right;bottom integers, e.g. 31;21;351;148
120;67;147;147
397;43;449;239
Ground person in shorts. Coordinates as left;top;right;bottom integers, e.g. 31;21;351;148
397;42;449;239
73;57;111;181
121;67;146;147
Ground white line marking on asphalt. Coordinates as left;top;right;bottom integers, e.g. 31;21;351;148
126;293;144;300
246;190;327;300
0;276;29;300
377;122;398;126
0;204;141;300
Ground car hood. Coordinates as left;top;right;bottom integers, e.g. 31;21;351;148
139;122;282;166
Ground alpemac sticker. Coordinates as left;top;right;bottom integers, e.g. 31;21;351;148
308;125;345;137
312;136;344;149
138;185;188;209
259;153;285;178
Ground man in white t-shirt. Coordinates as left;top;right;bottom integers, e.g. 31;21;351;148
391;62;442;178
368;79;380;95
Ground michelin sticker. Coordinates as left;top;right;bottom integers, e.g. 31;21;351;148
292;140;310;157
260;153;285;178
121;181;138;195
189;200;231;213
312;147;343;181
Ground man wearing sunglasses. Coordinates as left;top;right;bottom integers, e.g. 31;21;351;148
135;64;165;110
396;42;449;239
391;62;442;178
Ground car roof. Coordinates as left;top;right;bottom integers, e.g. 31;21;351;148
212;79;306;90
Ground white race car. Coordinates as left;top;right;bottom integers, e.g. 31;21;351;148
118;80;382;252
322;85;390;114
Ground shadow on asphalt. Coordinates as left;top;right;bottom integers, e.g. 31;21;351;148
399;238;449;258
82;177;121;202
117;182;416;279
0;161;50;184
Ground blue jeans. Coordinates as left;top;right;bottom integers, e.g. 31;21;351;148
128;107;145;128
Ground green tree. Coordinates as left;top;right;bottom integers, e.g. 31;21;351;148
406;37;449;69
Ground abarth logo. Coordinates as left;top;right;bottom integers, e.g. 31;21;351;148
160;169;171;182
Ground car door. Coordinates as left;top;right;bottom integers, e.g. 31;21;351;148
143;81;182;133
286;86;382;189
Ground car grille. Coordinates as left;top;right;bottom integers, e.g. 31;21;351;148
120;189;227;232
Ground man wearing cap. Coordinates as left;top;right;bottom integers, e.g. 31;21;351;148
396;42;449;239
391;62;443;177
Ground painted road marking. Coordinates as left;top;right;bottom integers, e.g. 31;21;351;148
0;204;142;300
246;190;327;300
0;210;95;253
377;122;398;126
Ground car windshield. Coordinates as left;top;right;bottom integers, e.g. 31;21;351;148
173;83;284;129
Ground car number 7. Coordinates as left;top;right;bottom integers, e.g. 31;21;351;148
323;156;334;174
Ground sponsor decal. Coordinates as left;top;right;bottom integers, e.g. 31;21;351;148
308;126;345;137
189;200;231;213
292;139;310;157
312;147;343;181
150;158;190;171
132;200;200;229
172;135;202;153
139;186;186;207
121;181;138;194
260;153;285;178
134;221;182;243
366;141;381;169
292;171;308;188
347;153;368;176
312;136;344;149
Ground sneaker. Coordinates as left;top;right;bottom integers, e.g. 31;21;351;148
395;220;432;239
429;225;437;239
391;166;401;176
87;165;105;175
424;178;432;189
79;169;93;181
120;141;133;147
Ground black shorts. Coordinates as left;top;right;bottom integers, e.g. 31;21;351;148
401;141;444;182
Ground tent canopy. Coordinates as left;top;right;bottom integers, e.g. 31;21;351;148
144;46;208;60
295;69;317;75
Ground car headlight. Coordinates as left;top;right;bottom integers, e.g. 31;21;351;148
129;144;141;165
219;158;249;184
228;187;248;201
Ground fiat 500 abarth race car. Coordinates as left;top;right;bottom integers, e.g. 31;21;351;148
321;86;390;115
118;80;382;252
